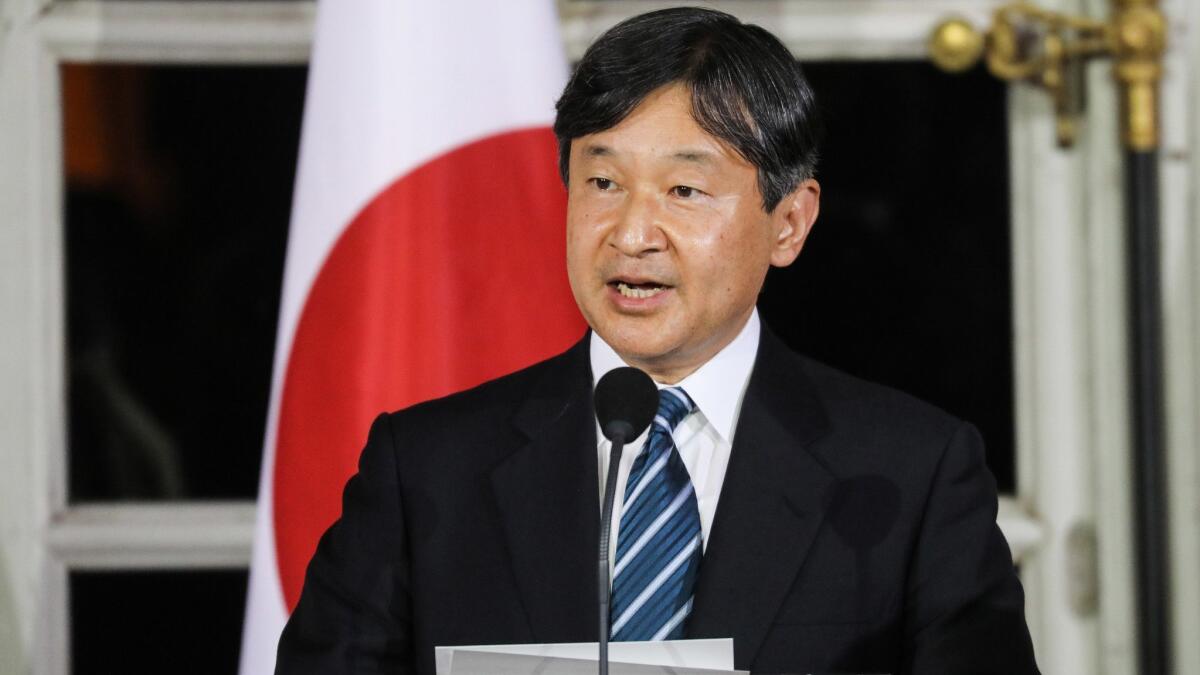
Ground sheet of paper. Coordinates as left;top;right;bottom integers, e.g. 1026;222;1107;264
445;648;747;675
435;638;735;675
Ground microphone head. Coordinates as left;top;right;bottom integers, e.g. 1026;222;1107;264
594;366;658;444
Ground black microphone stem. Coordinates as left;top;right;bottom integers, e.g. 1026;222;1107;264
593;367;657;675
598;436;625;675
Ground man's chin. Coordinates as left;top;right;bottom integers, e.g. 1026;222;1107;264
593;322;668;356
593;330;685;377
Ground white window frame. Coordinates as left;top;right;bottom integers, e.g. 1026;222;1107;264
4;1;1195;673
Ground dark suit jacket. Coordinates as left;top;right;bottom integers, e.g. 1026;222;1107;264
276;327;1038;674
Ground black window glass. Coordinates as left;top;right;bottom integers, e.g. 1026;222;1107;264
62;59;1012;499
759;61;1015;492
71;570;248;674
63;64;305;501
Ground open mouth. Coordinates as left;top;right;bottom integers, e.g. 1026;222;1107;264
610;280;670;299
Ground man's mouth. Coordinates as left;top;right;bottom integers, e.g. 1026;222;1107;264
611;280;670;299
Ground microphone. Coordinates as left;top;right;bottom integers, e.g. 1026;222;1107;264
593;366;657;675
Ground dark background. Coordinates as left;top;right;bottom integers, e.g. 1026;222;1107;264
761;61;1013;490
63;60;1010;673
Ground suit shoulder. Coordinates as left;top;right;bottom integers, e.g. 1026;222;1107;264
789;350;965;444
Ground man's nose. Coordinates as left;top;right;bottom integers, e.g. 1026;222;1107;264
610;191;666;257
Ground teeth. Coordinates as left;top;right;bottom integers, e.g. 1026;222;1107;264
616;282;665;299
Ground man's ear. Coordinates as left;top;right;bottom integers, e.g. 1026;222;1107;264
769;178;820;268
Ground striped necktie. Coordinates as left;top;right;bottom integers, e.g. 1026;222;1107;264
610;387;701;641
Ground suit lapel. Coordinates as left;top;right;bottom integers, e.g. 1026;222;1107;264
489;336;601;643
688;326;835;667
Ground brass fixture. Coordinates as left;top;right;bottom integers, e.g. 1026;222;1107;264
929;0;1165;149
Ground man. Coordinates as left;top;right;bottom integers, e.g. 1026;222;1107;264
277;8;1039;674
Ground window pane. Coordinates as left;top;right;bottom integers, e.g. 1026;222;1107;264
759;61;1015;491
71;570;248;674
61;60;1012;498
63;64;305;501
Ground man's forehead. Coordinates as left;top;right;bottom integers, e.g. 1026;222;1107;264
578;142;720;166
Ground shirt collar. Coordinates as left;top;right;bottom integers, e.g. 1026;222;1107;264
589;309;761;444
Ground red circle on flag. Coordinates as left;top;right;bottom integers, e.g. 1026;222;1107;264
272;128;586;610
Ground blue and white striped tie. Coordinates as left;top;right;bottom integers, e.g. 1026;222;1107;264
610;387;701;641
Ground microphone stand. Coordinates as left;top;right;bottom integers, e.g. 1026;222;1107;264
598;426;629;675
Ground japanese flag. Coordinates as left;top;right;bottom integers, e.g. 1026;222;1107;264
238;3;583;671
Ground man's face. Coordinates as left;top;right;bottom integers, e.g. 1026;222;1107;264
565;83;819;382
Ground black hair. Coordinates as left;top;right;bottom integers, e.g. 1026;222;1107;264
553;7;822;212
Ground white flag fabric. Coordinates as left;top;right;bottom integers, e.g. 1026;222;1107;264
238;3;581;672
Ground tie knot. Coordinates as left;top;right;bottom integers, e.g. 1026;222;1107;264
655;387;695;432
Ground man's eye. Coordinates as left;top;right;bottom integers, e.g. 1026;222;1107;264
590;177;615;191
670;185;699;198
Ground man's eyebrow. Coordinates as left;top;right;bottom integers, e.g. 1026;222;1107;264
670;149;716;164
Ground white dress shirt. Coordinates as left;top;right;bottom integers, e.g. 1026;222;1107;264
592;309;761;575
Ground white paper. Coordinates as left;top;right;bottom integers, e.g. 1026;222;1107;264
446;649;748;674
435;638;736;675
